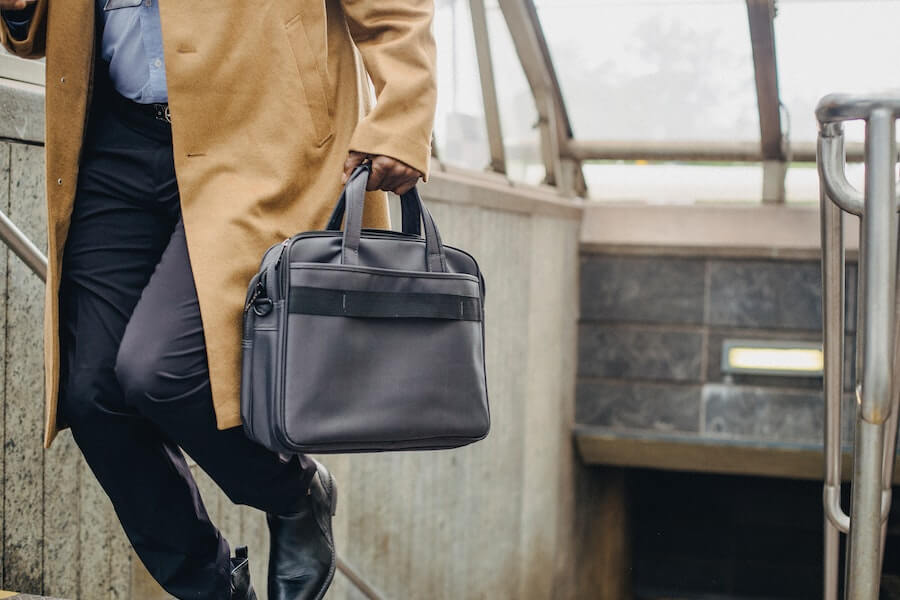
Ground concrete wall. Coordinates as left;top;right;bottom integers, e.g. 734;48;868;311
0;72;583;600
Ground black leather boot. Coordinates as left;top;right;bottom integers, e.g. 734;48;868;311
266;459;338;600
230;546;258;600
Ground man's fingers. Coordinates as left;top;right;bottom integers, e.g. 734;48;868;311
383;165;416;195
366;160;388;191
390;164;419;195
379;170;404;195
395;180;416;196
343;152;422;194
342;151;367;184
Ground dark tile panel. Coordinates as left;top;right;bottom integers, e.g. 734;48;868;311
702;384;823;444
580;255;706;324
708;259;822;330
576;381;700;433
578;325;703;382
707;259;857;333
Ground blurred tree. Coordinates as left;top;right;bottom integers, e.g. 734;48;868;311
552;13;758;142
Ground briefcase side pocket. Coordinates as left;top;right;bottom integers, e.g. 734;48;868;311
241;248;289;450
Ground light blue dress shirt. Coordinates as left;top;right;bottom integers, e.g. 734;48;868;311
98;0;168;104
2;1;168;104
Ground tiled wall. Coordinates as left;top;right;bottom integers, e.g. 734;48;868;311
577;253;857;447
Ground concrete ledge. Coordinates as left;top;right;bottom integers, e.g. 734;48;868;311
422;164;583;219
574;425;900;483
0;77;44;144
581;203;861;260
0;54;45;87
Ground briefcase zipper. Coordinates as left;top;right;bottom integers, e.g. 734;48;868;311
274;237;291;268
274;235;299;452
283;231;486;297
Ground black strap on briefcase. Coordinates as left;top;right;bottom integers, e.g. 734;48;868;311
240;164;490;453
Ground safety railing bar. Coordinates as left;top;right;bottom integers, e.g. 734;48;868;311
816;92;900;124
336;555;389;600
824;520;840;600
876;254;900;577
818;123;900;217
858;109;898;423
819;90;900;600
823;486;850;533
845;106;898;599
818;125;864;215
0;208;46;281
821;176;849;538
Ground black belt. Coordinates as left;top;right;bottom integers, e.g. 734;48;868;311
108;89;171;124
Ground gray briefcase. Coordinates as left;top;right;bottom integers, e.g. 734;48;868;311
240;164;489;453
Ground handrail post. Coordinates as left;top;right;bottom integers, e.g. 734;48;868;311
845;107;899;599
818;93;900;600
821;141;847;599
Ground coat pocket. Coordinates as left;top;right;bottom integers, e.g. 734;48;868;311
284;9;334;146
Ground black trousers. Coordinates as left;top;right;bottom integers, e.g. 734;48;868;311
57;80;314;600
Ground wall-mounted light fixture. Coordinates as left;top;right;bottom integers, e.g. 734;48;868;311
721;339;824;377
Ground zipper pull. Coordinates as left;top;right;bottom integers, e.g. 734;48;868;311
274;237;290;268
244;278;266;312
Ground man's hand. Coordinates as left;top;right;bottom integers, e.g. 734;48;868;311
0;0;36;10
342;151;422;196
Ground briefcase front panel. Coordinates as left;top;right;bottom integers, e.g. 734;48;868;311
241;232;489;453
240;166;490;454
282;264;488;451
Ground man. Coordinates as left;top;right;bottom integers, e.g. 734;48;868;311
0;0;436;598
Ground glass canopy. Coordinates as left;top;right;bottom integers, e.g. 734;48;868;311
775;0;900;145
537;0;760;143
430;0;896;205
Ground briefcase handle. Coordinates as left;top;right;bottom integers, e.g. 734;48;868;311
326;174;423;237
327;164;448;272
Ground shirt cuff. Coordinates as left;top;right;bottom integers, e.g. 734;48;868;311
2;5;36;41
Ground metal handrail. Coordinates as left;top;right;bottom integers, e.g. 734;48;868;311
818;122;900;217
819;92;900;600
0;209;388;600
0;208;46;281
336;557;387;600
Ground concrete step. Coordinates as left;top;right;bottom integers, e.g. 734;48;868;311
0;593;67;600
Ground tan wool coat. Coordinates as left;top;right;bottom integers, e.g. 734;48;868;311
0;0;437;448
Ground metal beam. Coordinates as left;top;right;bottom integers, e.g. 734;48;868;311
469;0;506;174
523;0;587;196
496;0;586;196
746;0;784;160
497;0;559;186
746;0;786;203
564;139;867;164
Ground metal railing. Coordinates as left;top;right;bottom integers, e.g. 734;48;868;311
819;93;900;600
0;212;386;600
